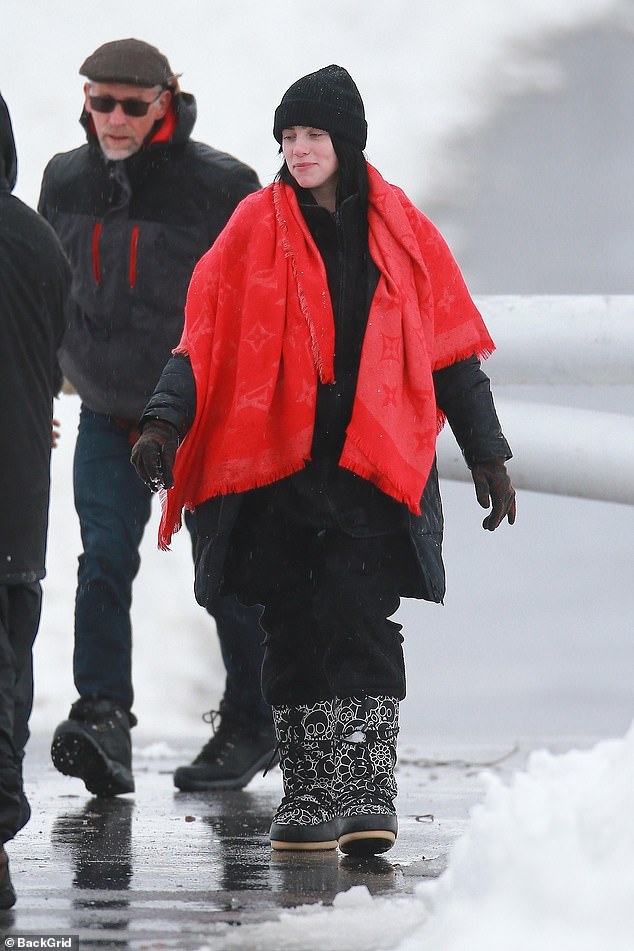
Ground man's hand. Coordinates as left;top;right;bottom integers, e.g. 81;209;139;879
130;419;179;491
471;458;516;531
51;417;61;448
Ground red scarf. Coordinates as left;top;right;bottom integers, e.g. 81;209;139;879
159;164;494;548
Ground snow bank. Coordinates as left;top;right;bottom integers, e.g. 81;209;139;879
404;723;634;951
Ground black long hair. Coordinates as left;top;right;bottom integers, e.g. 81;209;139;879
276;134;369;215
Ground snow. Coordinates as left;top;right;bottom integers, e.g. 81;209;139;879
2;0;633;948
408;728;634;951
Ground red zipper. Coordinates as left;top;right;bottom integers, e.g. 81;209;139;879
91;222;102;284
129;225;139;288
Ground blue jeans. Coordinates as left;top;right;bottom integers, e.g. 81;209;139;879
72;407;269;728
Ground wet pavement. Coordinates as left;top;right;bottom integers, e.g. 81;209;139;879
0;731;535;950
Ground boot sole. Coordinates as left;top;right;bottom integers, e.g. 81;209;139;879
270;818;340;851
173;749;277;791
51;727;134;797
270;838;339;851
338;829;396;856
338;815;398;856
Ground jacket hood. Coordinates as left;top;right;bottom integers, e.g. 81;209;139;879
0;93;18;192
79;89;197;151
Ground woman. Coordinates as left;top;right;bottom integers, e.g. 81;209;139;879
132;65;516;857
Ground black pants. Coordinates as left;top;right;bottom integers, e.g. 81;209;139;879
0;582;41;844
225;486;409;706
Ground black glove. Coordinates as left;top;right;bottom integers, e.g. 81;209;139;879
130;420;179;491
471;458;516;531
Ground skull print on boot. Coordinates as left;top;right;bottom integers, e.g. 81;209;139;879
334;695;399;856
269;701;339;851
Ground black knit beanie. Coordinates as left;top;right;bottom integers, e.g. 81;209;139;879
273;65;367;149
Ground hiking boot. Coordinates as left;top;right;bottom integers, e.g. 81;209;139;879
173;708;277;791
269;702;339;851
51;697;136;797
0;845;16;909
334;695;399;857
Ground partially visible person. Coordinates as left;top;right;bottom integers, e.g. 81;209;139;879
0;93;70;907
38;38;274;799
132;65;516;857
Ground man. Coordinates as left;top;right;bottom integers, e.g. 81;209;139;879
0;93;70;906
38;38;274;799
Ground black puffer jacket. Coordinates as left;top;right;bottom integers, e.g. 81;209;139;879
143;186;511;605
38;92;261;420
0;94;70;583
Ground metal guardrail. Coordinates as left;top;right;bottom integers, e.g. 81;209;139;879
437;296;634;504
473;295;634;385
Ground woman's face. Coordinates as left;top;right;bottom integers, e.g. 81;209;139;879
282;126;339;210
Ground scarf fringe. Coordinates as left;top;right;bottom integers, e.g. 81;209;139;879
342;455;423;516
342;431;425;516
158;487;180;550
188;457;309;500
434;342;495;436
273;183;333;384
432;341;495;373
158;456;311;549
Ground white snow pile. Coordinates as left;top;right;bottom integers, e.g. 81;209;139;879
200;724;634;951
403;722;634;951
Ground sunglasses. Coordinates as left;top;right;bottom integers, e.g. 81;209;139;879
88;91;162;117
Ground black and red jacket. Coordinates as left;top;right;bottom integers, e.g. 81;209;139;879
38;91;261;420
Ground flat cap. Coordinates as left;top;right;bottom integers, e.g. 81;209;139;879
80;38;176;87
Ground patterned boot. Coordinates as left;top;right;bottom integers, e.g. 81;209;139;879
269;701;339;851
334;695;399;857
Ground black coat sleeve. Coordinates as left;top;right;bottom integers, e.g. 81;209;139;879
433;355;512;468
140;352;196;439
